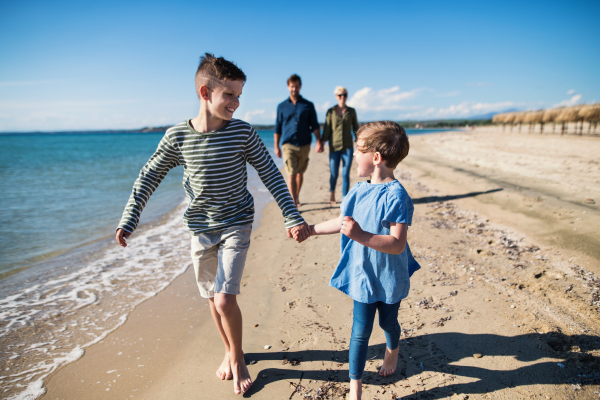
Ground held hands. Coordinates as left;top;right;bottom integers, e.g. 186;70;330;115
315;140;323;153
340;216;364;241
288;222;311;243
115;228;131;248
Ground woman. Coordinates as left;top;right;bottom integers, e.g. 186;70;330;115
322;86;360;204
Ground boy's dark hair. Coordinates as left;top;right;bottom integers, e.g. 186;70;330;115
287;74;302;86
356;121;409;169
195;53;246;98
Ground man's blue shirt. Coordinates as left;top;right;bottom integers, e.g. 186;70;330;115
275;96;319;147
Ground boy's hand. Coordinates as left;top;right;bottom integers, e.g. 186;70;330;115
340;216;363;241
116;228;131;248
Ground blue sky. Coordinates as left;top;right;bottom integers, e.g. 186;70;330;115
1;0;599;131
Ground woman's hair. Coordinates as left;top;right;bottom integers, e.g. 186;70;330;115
334;86;347;95
356;121;409;169
195;53;246;98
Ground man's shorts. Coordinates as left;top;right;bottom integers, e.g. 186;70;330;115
283;144;310;175
190;223;252;298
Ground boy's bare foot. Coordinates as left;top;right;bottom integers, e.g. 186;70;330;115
379;346;399;377
216;353;232;380
349;378;362;400
296;201;302;207
329;192;336;205
231;356;252;394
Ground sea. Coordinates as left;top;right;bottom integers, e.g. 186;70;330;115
0;127;455;399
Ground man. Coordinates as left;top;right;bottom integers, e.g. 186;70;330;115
274;74;323;206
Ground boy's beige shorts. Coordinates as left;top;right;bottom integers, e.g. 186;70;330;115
283;144;310;175
190;223;252;298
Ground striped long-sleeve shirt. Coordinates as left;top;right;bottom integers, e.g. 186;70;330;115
117;119;305;235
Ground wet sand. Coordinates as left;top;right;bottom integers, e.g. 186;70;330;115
42;127;600;399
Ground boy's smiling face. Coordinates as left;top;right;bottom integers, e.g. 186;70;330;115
205;79;244;120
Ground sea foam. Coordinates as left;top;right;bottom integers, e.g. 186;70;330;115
1;202;191;400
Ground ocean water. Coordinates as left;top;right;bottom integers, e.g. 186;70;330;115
0;127;453;399
0;129;278;399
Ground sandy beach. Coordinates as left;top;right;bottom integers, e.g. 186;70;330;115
41;127;600;399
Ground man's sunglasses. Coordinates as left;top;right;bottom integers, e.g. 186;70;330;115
337;94;348;98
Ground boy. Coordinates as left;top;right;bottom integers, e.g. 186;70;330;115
116;53;310;394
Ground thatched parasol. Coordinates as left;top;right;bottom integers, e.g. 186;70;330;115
503;112;517;132
542;107;564;133
523;111;541;133
492;113;505;124
556;105;583;135
512;112;526;133
579;103;600;134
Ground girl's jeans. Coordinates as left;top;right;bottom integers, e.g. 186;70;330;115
349;300;402;380
329;147;353;196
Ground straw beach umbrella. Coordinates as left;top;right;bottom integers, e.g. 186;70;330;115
525;110;544;134
523;111;536;133
513;112;526;133
492;113;506;131
503;112;516;132
556;106;582;135
542;107;563;134
579;103;600;134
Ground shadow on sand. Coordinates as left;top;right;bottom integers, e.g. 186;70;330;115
412;188;503;205
243;331;599;398
297;189;504;215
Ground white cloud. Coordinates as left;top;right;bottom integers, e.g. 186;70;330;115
347;86;421;112
435;101;514;117
567;89;576;95
314;101;331;113
242;109;276;123
397;101;515;120
554;94;582;108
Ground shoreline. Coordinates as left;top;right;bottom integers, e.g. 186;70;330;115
40;127;600;399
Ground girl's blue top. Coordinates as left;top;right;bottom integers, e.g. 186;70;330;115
329;179;420;304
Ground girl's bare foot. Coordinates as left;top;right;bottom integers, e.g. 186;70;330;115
216;353;232;380
231;356;252;394
349;378;362;400
379;346;399;377
329;192;336;205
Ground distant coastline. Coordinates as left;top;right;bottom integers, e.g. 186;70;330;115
0;118;492;135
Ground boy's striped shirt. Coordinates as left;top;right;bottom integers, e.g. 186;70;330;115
117;119;304;234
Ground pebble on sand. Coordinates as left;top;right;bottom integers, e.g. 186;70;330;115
484;298;491;302
264;345;272;350
473;353;483;358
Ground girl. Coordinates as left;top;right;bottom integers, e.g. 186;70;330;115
297;121;420;400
